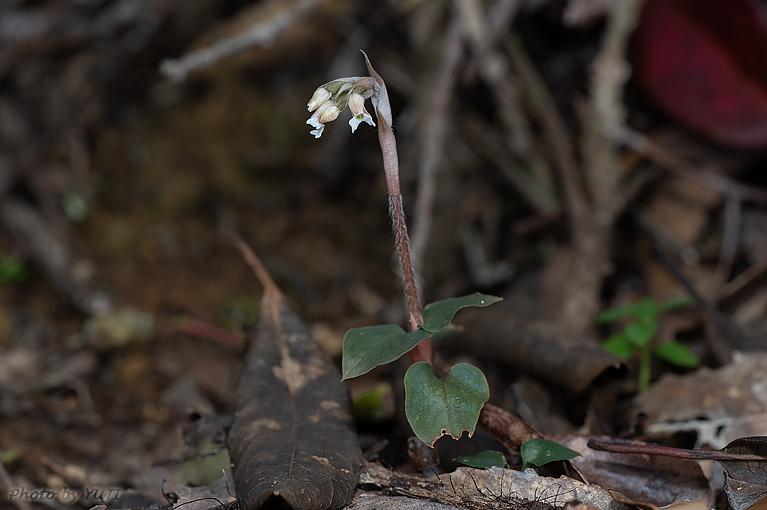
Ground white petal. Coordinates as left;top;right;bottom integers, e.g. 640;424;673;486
307;116;325;138
349;111;375;133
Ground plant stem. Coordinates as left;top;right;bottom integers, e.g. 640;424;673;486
366;54;432;365
389;196;426;322
638;343;651;392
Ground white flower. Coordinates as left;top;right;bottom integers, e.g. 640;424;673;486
305;78;375;138
348;93;375;133
307;88;331;112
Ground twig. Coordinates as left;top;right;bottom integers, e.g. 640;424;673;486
710;195;741;296
411;17;463;275
585;0;642;204
588;438;767;461
504;33;587;237
618;126;767;203
556;0;643;335
651;242;745;362
461;0;521;84
219;229;281;300
456;0;534;158
159;0;325;82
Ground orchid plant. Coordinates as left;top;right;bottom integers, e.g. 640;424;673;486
306;53;500;447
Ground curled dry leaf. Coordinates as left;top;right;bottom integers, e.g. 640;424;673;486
721;437;767;510
225;234;361;510
458;304;622;392
633;0;767;148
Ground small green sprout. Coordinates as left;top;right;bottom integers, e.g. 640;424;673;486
0;255;29;283
597;296;700;392
520;439;580;472
455;450;509;469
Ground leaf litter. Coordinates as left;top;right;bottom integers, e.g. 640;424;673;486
3;1;767;510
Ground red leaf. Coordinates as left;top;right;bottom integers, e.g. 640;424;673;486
633;0;767;148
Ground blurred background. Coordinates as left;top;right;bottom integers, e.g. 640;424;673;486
2;0;767;506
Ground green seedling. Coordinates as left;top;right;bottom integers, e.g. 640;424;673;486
597;296;700;392
519;439;580;472
455;450;509;469
308;53;501;447
0;255;29;283
456;440;580;472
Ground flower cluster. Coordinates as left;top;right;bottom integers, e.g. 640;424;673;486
306;77;376;138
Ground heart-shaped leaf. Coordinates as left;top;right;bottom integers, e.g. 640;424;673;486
404;362;489;446
654;341;700;368
455;450;509;469
624;319;658;347
342;325;431;380
520;438;580;471
421;293;502;333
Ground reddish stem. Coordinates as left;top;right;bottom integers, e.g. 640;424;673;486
368;54;432;366
588;439;767;461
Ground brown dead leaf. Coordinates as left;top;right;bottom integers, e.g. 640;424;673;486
225;235;361;510
635;352;767;449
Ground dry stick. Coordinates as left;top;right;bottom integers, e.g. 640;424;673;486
411;18;463;276
461;0;522;84
555;0;642;335
364;54;430;364
504;34;587;237
710;194;741;296
651;242;745;364
618;126;767;203
586;0;643;204
456;0;535;159
588;438;767;462
219;229;281;300
159;0;324;82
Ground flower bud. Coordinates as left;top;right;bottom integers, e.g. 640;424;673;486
318;104;340;123
307;88;331;112
349;93;365;116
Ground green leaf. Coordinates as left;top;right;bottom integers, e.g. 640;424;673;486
0;255;29;284
455;451;508;469
342;325;431;380
602;334;634;360
421;293;502;334
623;319;658;347
520;439;580;471
404;362;489;447
596;298;659;324
351;382;394;421
654;341;700;368
657;296;696;313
